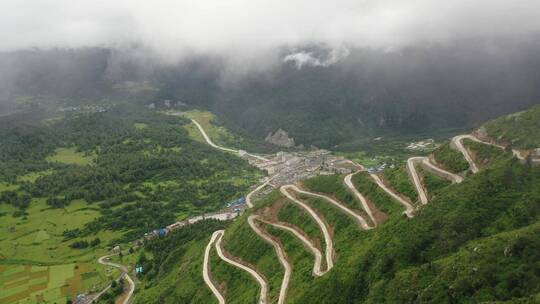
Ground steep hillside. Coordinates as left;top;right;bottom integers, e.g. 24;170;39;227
481;105;540;149
133;156;539;303
130;107;540;304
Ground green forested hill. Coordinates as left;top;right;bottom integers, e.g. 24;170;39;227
0;104;260;256
483;105;540;149
133;118;540;303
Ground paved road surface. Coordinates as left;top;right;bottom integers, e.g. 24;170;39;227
344;173;378;227
280;185;335;272
246;176;276;208
451;135;481;173
369;174;415;218
258;218;326;276
97;255;135;304
406;157;429;205
203;231;226;304
292;184;372;230
420;157;464;183
191;119;269;161
249;215;291;304
214;230;268;304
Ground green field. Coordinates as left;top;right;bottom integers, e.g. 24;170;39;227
46;147;95;165
0;199;118;264
0;262;109;304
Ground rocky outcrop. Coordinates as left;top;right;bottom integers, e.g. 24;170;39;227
265;129;295;147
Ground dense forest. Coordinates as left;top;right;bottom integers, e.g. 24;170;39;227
2;38;540;148
0;103;260;241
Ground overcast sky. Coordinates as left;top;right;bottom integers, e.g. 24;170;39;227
1;0;540;61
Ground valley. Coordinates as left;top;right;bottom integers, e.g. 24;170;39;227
1;103;539;304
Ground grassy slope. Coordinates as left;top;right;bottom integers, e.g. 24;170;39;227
210;242;260;304
483;104;540;149
135;156;540;304
302;174;373;225
182;110;279;153
277;203;325;253
350;172;405;217
464;138;510;169
381;166;419;203
220;192;285;303
432;142;470;173
297;157;540;303
417;166;452;199
265;226;316;303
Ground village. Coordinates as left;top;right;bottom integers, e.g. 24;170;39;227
137;148;362;243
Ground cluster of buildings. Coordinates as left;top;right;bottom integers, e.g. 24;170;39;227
59;105;108;113
140;197;249;242
366;162;394;174
406;138;435;151
251;150;360;186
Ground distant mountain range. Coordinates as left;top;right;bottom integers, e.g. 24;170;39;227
1;38;540;148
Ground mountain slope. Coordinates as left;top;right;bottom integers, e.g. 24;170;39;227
133;107;540;304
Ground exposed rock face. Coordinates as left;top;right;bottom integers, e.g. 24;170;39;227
265;129;295;147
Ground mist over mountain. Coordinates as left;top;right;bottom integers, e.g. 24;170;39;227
2;36;540;147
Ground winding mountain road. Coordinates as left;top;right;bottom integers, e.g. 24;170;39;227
248;215;292;304
369;174;415;218
257;218;326;276
246;176;276;208
214;230;269;304
420;157;464;183
406;157;429;205
203;231;226;304
451;135;481;173
97;255;135;304
191;119;269;161
344;173;378;227
280;185;335;272
288;185;372;230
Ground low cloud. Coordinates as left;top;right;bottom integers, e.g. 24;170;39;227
1;0;539;64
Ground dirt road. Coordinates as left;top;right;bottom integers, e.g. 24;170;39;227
248;215;291;304
203;231;226;304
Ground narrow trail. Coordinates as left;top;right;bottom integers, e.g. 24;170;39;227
97;255;135;304
406;157;429;205
248;215;292;304
203;231;226;304
344;173;378;227
369;174;415;218
280;185;335;272
214;230;269;304
257;218;327;276
191;119;269;161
